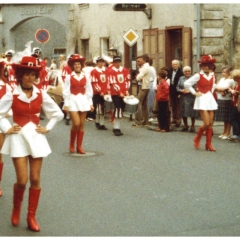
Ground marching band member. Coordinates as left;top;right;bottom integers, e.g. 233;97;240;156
108;56;131;136
90;57;109;130
184;55;218;151
0;56;64;231
62;54;94;154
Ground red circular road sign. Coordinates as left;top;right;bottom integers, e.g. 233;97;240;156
35;29;50;43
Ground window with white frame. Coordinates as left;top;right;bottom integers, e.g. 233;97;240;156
81;39;89;60
100;38;109;57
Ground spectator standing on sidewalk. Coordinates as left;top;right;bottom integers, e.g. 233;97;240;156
148;57;157;122
132;54;151;127
176;66;197;132
168;59;183;127
155;71;170;132
229;69;240;142
214;66;235;140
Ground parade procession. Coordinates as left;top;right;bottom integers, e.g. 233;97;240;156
1;2;240;237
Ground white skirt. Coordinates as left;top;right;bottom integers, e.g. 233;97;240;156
1;122;51;158
193;91;218;110
69;93;91;112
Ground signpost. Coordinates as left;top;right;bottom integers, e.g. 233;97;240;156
35;29;50;43
35;29;50;58
123;28;140;121
113;3;147;11
112;3;151;19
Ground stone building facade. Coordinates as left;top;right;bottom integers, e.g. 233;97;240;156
0;3;240;78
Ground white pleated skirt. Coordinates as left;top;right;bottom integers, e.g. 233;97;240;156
193;91;218;110
1;122;52;158
68;93;91;112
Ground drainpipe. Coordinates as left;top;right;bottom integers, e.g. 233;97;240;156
230;15;236;66
196;4;201;72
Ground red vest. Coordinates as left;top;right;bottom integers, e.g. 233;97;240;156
0;84;6;99
197;73;214;94
70;75;86;95
12;92;42;127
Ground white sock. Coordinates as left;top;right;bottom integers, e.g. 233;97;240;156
114;119;120;129
96;114;100;123
100;115;104;125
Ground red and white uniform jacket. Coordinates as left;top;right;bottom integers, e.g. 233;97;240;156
3;61;17;89
0;79;13;128
108;66;131;96
0;85;64;133
61;65;72;82
90;67;109;95
35;59;49;91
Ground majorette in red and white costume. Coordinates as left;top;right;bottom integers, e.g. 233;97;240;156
90;57;109;130
0;56;64;232
62;54;93;154
184;55;218;151
0;56;64;157
0;60;13;197
108;55;131;136
61;54;73;83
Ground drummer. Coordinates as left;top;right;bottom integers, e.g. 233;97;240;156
108;56;131;136
90;57;109;130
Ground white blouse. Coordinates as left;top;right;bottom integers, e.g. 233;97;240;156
62;71;93;107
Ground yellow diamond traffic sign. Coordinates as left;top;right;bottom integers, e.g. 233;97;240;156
123;27;140;47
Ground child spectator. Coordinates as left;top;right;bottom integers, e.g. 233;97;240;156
156;70;170;132
50;59;57;70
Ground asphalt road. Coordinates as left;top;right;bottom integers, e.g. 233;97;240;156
0;115;240;236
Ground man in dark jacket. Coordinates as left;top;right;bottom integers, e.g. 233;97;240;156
168;59;183;127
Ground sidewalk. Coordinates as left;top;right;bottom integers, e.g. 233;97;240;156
123;112;224;135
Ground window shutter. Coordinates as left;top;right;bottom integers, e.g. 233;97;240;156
157;29;166;71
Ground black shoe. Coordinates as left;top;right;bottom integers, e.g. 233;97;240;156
181;126;189;132
99;125;108;130
95;123;100;129
113;129;123;136
65;119;70;125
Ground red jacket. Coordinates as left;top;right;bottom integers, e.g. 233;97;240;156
156;80;169;102
108;66;131;96
90;67;109;95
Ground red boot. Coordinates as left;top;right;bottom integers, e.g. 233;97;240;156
69;129;77;153
194;127;205;149
205;128;216;151
0;162;3;197
11;184;25;226
27;188;41;232
77;131;85;154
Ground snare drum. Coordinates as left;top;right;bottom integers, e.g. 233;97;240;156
124;103;138;114
123;96;139;114
104;94;114;112
104;101;114;111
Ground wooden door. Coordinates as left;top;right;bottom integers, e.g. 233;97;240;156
157;29;166;71
182;27;192;68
